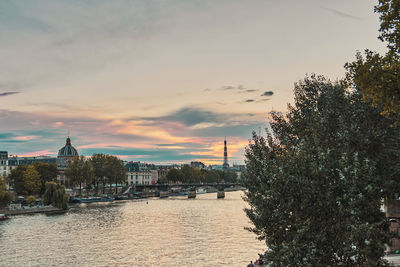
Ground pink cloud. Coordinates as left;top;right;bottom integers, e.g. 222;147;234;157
14;135;39;141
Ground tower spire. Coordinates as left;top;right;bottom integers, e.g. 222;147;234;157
223;137;229;170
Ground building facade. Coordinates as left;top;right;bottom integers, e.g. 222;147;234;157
125;162;158;185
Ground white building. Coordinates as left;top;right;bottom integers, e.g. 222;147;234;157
125;161;158;185
126;171;153;185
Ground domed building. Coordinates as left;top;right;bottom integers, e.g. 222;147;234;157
57;137;79;187
58;137;78;160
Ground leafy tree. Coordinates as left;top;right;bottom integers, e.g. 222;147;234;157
33;162;58;195
8;165;27;195
82;159;94;194
191;167;203;183
346;0;400;115
181;165;204;183
0;177;14;208
65;156;94;196
22;166;42;195
26;195;36;206
42;181;68;210
65;156;83;195
90;153;107;195
244;75;400;265
220;170;238;183
204;170;220;183
104;155;126;194
166;168;184;183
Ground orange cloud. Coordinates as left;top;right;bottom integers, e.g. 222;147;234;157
110;119;190;143
14;135;38;141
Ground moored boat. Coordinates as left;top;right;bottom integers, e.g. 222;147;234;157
0;214;8;220
69;196;115;203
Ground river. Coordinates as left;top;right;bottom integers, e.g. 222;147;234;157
0;191;265;266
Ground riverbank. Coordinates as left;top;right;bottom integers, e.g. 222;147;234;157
0;206;67;216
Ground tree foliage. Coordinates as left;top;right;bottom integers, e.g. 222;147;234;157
165;166;238;184
65;156;84;194
346;0;400;115
65;156;94;195
42;181;68;210
9;163;57;196
90;153;108;194
244;75;400;266
22;166;42;195
26;195;36;206
166;168;184;183
104;155;126;194
0;177;14;208
8;165;28;195
33;162;58;195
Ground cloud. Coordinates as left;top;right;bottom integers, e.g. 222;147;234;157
261;91;274;96
322;7;361;20
0;107;264;164
205;85;260;94
158;107;222;127
0;91;19;97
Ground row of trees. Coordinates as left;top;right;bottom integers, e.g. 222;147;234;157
244;1;400;265
163;165;238;184
66;154;126;195
9;162;58;196
5;163;68;209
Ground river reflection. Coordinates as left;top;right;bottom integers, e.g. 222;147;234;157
0;191;264;266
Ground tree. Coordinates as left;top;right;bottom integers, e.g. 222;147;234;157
104;155;126;194
82;159;94;195
220;170;238;183
90;153;107;195
42;181;68;210
65;156;83;195
22;166;41;195
181;165;204;183
166;168;185;183
8;165;27;195
0;177;14;208
26;195;36;206
346;0;400;115
204;170;220;183
244;75;400;265
65;156;94;196
33;162;58;195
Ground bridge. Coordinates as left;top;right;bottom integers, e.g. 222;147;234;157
122;183;244;199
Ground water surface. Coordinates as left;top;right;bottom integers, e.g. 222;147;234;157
0;191;264;266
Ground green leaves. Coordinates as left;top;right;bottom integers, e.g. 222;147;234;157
0;177;14;208
42;181;68;210
244;75;399;265
346;0;400;116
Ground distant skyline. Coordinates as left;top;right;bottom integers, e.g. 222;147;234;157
0;0;386;164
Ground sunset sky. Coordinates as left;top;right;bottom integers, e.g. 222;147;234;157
0;0;386;165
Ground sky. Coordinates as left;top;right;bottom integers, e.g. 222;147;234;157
0;0;386;165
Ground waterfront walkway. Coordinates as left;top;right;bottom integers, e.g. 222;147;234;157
0;206;66;216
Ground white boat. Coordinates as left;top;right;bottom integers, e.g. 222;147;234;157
196;188;207;194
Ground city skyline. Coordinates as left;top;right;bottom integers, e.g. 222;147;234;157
0;0;385;164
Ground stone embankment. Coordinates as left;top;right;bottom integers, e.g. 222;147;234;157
0;206;67;216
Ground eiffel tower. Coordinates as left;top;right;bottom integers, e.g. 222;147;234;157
222;137;229;170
